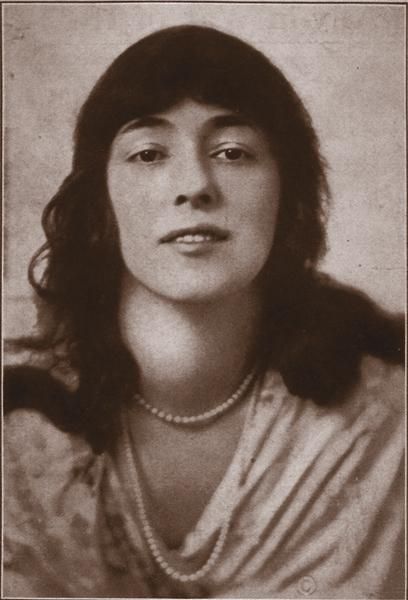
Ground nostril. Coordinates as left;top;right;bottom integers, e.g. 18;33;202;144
200;194;211;205
175;195;188;206
190;193;212;208
175;193;213;207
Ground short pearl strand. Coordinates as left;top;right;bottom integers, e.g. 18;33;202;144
135;367;257;425
122;423;236;583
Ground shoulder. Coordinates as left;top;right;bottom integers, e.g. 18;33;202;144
255;357;404;518
5;407;94;482
4;397;103;532
327;354;403;439
4;407;101;551
359;354;404;407
344;355;404;439
260;354;404;457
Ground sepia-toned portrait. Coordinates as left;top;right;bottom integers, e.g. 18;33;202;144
3;2;405;598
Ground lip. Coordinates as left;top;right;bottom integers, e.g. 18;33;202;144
159;224;230;244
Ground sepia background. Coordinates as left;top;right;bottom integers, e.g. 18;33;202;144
3;2;405;339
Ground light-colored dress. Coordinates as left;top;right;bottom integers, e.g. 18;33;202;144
4;356;404;599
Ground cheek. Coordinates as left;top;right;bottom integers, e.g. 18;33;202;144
231;172;280;248
107;173;155;241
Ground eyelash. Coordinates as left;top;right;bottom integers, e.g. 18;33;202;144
128;146;253;164
211;147;253;162
129;149;166;163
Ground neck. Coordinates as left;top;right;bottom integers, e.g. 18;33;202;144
119;277;262;414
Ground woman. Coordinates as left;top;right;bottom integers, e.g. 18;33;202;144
4;25;404;598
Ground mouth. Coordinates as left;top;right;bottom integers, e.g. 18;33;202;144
160;224;230;244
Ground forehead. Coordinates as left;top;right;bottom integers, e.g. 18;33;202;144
115;99;261;138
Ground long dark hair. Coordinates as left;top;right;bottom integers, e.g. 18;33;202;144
18;25;402;451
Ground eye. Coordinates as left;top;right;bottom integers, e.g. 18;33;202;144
212;147;252;162
129;149;165;163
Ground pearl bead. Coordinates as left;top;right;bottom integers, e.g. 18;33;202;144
134;367;257;426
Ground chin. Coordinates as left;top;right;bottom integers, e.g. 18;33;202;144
153;275;259;305
124;262;264;305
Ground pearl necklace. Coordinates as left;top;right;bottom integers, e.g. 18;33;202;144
135;367;257;425
121;388;257;584
121;370;258;583
122;427;234;582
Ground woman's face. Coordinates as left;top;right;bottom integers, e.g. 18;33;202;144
107;99;280;303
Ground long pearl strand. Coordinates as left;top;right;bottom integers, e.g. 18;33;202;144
134;367;257;425
121;369;258;583
122;419;236;582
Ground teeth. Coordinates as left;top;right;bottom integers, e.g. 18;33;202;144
174;234;214;243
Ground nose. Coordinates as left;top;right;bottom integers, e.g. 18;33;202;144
173;153;218;209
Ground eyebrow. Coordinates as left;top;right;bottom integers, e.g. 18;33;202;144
118;112;255;137
208;114;255;130
118;116;172;135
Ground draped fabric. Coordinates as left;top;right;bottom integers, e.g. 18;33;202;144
4;356;404;598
